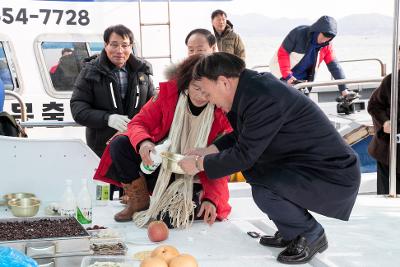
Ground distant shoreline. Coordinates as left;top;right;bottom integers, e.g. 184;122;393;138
232;13;393;38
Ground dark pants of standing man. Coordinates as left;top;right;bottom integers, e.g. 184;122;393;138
251;184;323;243
377;161;400;195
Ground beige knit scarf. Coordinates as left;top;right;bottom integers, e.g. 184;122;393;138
133;93;214;228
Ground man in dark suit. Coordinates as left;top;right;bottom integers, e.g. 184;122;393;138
179;52;361;264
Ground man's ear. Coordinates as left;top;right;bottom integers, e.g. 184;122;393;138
217;76;231;92
212;44;219;52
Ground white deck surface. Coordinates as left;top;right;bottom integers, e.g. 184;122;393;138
1;182;396;266
95;183;400;266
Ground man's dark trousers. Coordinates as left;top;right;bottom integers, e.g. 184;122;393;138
251;184;323;243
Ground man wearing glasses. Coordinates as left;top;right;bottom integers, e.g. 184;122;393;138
270;16;354;98
71;24;154;192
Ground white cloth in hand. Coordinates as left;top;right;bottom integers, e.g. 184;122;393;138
107;114;130;132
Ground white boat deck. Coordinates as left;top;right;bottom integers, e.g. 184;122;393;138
0;104;395;266
81;183;400;266
1;182;397;266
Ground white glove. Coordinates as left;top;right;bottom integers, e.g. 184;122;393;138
107;114;130;132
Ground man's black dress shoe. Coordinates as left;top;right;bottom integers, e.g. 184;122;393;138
259;231;292;248
277;231;328;264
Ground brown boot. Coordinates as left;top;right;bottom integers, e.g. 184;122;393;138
119;187;129;205
114;176;150;222
119;194;129;205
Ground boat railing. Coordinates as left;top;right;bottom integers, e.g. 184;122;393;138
292;77;383;103
251;58;387;77
19;121;80;128
4;90;27;122
338;58;386;77
292;77;384;90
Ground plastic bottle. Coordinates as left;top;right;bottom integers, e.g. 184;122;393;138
76;178;92;224
60;179;77;218
95;181;110;206
140;139;171;174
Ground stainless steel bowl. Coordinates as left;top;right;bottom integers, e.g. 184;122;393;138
4;192;36;204
161;151;186;174
8;197;41;217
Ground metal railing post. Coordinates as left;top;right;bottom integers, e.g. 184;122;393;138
4;90;27;122
388;0;399;197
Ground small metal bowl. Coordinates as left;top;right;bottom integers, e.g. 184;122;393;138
8;197;41;217
161;151;186;174
4;192;36;205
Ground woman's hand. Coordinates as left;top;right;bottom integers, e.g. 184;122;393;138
178;155;199;175
197;200;217;226
139;140;155;166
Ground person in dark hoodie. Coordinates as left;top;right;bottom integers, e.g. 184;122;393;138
70;24;154;158
270;15;354;98
211;9;245;61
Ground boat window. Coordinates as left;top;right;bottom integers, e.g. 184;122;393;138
36;35;138;98
88;42;103;56
42;42;89;92
0;42;15;91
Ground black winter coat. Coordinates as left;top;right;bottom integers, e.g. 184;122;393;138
368;72;400;169
204;69;360;221
70;50;154;157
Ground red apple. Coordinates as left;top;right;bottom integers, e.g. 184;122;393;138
147;220;169;242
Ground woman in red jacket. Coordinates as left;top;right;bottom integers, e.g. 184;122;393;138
94;54;232;227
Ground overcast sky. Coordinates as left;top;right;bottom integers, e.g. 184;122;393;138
202;0;394;19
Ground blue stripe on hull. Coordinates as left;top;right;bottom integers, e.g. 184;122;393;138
351;135;376;173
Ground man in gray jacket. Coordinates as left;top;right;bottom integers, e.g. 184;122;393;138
211;9;246;61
